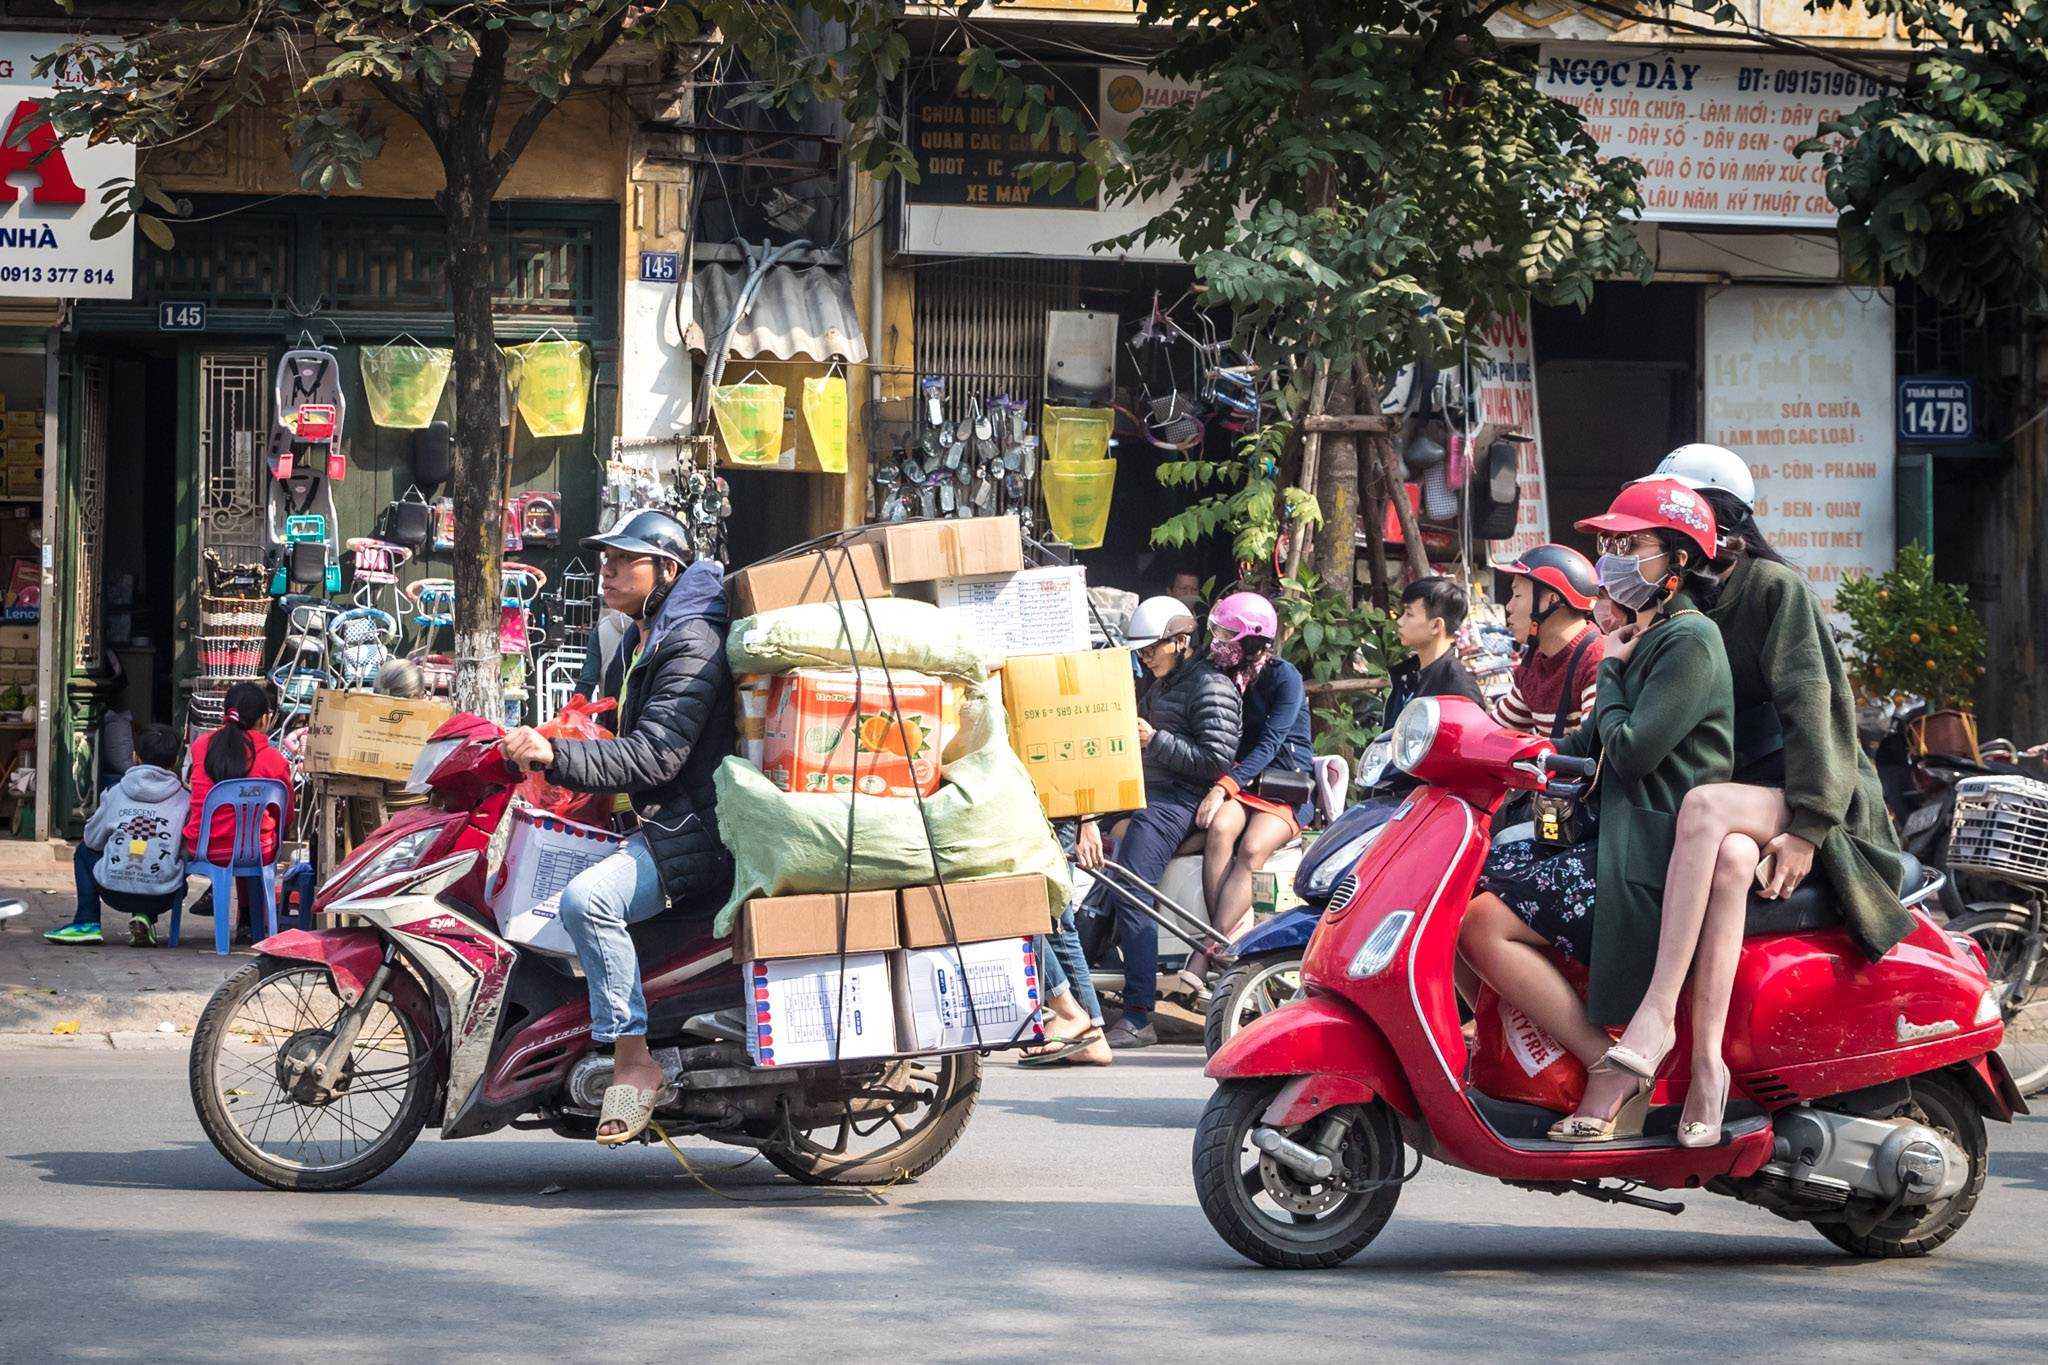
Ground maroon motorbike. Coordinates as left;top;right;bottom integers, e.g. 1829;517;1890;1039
188;712;982;1191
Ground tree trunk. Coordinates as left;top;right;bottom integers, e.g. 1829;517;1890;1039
1312;370;1358;604
1360;454;1390;611
1379;432;1430;582
443;162;507;719
1282;360;1332;583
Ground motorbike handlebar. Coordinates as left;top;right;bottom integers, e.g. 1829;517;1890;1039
1543;753;1597;778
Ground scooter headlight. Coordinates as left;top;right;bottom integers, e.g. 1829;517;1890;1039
322;825;442;905
1389;697;1440;775
1347;910;1414;979
1358;733;1395;789
1975;986;2002;1027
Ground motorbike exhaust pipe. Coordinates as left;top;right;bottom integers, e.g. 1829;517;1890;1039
1252;1125;1335;1181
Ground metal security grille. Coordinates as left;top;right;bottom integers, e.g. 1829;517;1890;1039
198;352;271;570
1894;279;2022;437
72;359;107;671
913;258;1080;415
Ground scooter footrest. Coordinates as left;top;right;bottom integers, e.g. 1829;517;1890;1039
1468;1085;1769;1150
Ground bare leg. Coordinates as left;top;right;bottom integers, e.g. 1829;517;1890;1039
1458;894;1611;1068
1682;833;1758;1136
1609;784;1790;1070
1190;800;1247;979
1214;810;1295;945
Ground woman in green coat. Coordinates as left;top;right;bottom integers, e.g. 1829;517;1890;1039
1460;479;1735;1143
1594;445;1910;1149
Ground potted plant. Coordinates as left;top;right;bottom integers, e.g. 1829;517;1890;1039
1836;545;1988;759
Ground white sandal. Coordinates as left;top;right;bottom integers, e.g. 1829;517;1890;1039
595;1083;659;1146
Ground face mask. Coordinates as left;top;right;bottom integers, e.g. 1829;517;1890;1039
1595;552;1666;612
1209;637;1245;669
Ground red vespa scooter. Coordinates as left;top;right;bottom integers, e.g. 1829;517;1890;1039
1198;697;2026;1268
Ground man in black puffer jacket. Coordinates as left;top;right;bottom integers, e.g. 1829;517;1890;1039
500;509;733;1144
1079;595;1241;1048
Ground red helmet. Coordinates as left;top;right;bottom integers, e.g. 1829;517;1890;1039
1575;478;1718;564
1492;543;1597;611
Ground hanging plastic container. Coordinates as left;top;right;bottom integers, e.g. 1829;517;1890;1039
801;373;849;473
1042;405;1114;463
1042;458;1117;550
360;340;453;428
505;337;592;437
710;372;786;466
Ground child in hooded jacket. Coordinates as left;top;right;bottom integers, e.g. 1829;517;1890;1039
76;725;190;947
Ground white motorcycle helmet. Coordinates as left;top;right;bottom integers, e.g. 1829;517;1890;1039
1636;442;1756;509
1124;594;1197;649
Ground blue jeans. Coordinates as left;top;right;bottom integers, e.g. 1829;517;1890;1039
1042;821;1104;1026
556;835;669;1043
1085;786;1203;1024
71;842;101;928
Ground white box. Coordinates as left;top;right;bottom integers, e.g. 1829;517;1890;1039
486;802;624;957
746;953;900;1067
892;937;1045;1053
933;565;1090;661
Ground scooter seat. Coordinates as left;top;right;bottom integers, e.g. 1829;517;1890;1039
1742;851;1929;936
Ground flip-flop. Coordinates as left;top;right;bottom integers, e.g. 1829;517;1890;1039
595;1083;659;1146
1017;1029;1108;1068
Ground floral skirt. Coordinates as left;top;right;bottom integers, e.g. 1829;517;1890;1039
1479;836;1599;965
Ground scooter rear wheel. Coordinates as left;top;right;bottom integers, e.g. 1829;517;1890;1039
1193;1078;1404;1269
759;1053;982;1186
1203;956;1303;1057
1812;1073;1987;1259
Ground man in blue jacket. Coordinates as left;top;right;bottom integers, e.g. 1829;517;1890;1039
501;509;734;1146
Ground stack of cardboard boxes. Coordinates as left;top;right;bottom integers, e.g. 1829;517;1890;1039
2;402;41;500
722;515;1147;1068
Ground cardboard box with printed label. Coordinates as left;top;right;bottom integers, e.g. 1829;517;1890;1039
4;435;41;462
4;464;40;498
726;542;888;618
999;648;1146;819
746;953;900;1067
734;674;771;766
304;689;456;782
486;802;624;956
856;515;1022;584
739;889;901;962
892;937;1044;1053
759;666;946;798
4;409;39;436
930;565;1090;662
898;874;1053;947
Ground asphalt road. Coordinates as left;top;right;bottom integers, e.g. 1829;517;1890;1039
4;1042;2043;1362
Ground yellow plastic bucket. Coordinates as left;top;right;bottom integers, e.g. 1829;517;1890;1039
1042;405;1114;462
505;340;591;437
711;380;787;466
801;374;848;473
1042;458;1117;549
359;343;452;428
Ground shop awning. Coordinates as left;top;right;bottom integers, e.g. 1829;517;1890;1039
685;263;867;364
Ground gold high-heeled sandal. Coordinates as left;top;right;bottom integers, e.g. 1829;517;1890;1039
1676;1065;1731;1148
1549;1059;1653;1143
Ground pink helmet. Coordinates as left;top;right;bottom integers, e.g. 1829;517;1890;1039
1209;590;1279;642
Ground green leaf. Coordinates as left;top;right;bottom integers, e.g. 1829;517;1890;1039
135;213;173;251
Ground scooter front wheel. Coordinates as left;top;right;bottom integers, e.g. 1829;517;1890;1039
1193;1078;1404;1269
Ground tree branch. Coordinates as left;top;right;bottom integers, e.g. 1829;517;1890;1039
369;74;433;141
460;24;510;154
484;12;630;189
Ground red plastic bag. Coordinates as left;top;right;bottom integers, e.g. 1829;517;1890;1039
1468;954;1615;1114
516;694;617;824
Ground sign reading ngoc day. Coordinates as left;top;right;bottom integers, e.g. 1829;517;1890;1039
0;33;135;299
1538;44;1886;229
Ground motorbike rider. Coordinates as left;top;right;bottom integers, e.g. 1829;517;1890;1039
1493;545;1604;737
1457;479;1735;1143
1077;595;1242;1050
1582;445;1910;1145
500;509;735;1146
1184;591;1315;996
1383;576;1487;720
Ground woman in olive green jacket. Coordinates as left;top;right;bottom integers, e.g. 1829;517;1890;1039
1460;480;1734;1143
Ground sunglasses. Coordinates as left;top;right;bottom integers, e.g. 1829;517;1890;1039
1597;532;1666;558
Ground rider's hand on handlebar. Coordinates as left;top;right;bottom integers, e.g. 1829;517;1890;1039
1074;819;1106;871
501;726;555;774
1758;832;1816;900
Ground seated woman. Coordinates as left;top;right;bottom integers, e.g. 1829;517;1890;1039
1457;479;1734;1142
1590;445;1910;1146
185;681;295;944
1185;591;1313;990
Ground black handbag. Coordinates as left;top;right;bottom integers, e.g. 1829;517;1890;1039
1532;630;1600;850
1253;767;1317;811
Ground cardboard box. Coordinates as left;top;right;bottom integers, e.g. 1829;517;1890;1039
932;565;1090;662
739;890;901;961
734;674;771;766
746;952;900;1067
759;666;946;798
726;542;888;618
898;873;1053;947
3;409;38;436
4;464;39;498
304;689;456;782
999;649;1146;819
485;802;624;956
892;937;1044;1053
859;515;1022;584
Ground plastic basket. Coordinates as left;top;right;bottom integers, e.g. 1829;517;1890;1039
1042;405;1114;462
1948;775;2048;887
1043;458;1117;550
711;380;786;466
801;375;849;473
200;593;269;638
360;343;453;428
505;340;592;437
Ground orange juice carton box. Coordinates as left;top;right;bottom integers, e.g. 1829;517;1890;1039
758;666;947;798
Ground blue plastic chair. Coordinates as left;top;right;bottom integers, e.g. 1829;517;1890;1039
171;778;291;954
276;860;317;933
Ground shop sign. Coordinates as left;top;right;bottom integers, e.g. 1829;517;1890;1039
1470;307;1551;558
0;33;135;299
1704;285;1895;616
905;62;1093;211
1896;376;1973;444
1538;43;1888;228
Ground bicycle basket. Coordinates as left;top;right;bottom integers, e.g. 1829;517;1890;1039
1948;774;2048;887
